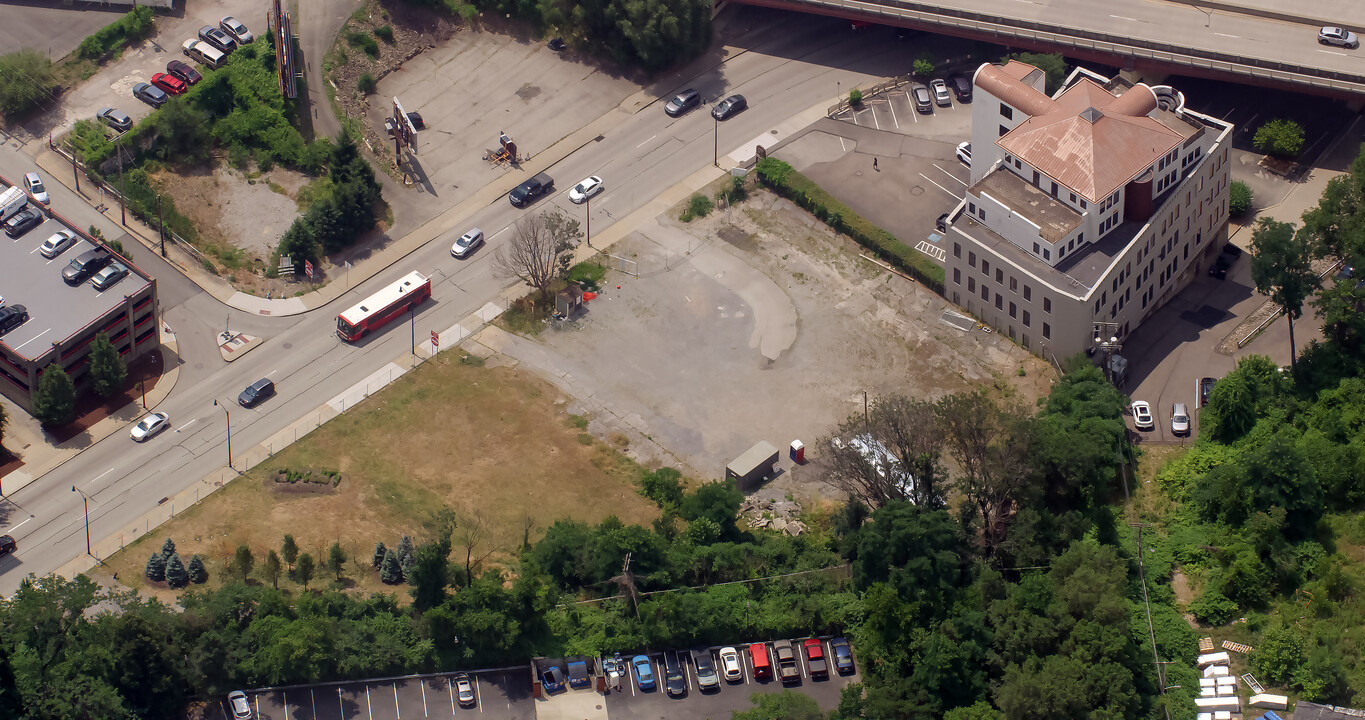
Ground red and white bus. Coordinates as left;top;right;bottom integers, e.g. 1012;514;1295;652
336;270;431;341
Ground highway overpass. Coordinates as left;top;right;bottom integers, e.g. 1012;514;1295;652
728;0;1365;99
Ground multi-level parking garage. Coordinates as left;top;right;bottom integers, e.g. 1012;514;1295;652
729;0;1365;98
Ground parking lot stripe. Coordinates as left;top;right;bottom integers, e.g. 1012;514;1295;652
448;677;456;716
394;683;401;719
338;688;345;720
933;164;968;187
420;678;428;716
312;688;318;718
887;97;899;129
366;684;374;720
474;675;483;712
918;173;962;201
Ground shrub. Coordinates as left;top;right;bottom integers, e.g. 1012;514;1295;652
1188;588;1239;625
380;549;403;584
849;88;863;105
32;366;76;426
145;553;166;582
165;553;189;588
187;555;208;584
160;538;176;560
357;72;376;94
77;6;155;61
347;30;380;58
913;57;935;77
374;25;394;43
1229;180;1253;216
1254;119;1305;159
372;542;388;569
687;193;714;218
755;157;945;292
233;544;254;580
0;51;59;117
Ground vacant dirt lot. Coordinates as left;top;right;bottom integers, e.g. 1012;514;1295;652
103;356;659;602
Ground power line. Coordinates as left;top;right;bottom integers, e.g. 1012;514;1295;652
556;565;850;608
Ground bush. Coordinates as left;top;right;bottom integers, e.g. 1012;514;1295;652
687;193;713;219
913;57;935;77
1229;180;1252;216
380;549;403;584
160;538;176;560
357;72;376;94
374;25;394;43
849;88;863;105
347;30;380;58
755;157;945;292
77;6;154;61
1254;119;1305;159
32;366;76;426
1188;588;1239;625
372;542;388;569
0;51;59;117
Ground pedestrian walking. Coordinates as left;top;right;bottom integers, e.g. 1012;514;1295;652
873;157;879;171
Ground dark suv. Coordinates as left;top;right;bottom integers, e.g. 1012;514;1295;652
238;378;276;407
3;208;42;238
0;535;15;558
62;248;112;285
0;305;29;337
509;173;554;207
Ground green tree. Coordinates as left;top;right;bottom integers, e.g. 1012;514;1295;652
1032;363;1129;511
1250;218;1319;371
1252;624;1304;685
32;365;76;426
145;553;166;582
408;542;451;610
380;548;403;584
372;541;388;569
263;549;282;589
680;480;744;538
731;690;825;720
0;398;7;449
160;537;176;560
853;502;967;616
107;611;185;719
640;467;685;508
143;99;212;164
296;552;316;590
165;553;188;588
913;56;935;77
327;542;347;582
936;391;1035;556
944;701;1005;720
281;534;298;571
87;333;127;399
397;535;415;564
233;544;254;581
1007;52;1067;93
187;554;208;584
1229;180;1253;216
1254;119;1306;159
0;51;59;117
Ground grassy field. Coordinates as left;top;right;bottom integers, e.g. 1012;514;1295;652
104;354;660;602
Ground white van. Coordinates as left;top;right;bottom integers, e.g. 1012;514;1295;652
182;39;225;69
0;186;28;222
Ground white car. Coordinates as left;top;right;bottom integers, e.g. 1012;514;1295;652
23;172;49;205
454;673;476;707
1130;400;1154;430
130;412;170;442
40;230;79;259
451;228;483;258
568;176;603;204
1171;403;1190;437
956;142;971;166
930;79;952;107
219;16;254;44
719;646;742;681
1318;26;1359;48
228;690;252;719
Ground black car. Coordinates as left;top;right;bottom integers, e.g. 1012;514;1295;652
712;94;747;120
133;82;168;108
166;59;202;86
1208;256;1230;279
830;637;855;674
1221;242;1243;259
0;305;29;337
1200;377;1217;407
238;378;276;407
198;25;237;54
0;535;15;558
3;208;42;238
663;652;687;697
664;89;701;117
62;248;112;285
948;74;973;102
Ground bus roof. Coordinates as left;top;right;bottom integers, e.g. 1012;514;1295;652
339;271;429;324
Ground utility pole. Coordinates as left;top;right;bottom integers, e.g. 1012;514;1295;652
116;135;126;226
70;145;80;194
713;107;719;168
585;194;591;248
157;194;165;256
72;486;93;557
214;399;232;469
1092;321;1121;384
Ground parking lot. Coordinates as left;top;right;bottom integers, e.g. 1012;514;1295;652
211;669;534;720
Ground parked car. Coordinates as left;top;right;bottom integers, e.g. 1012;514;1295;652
1221;242;1243;259
956;142;972;166
1200;377;1217;407
632;655;655;690
90;261;129;291
547;37;566;51
1319;26;1359;48
454;674;475;707
0;305;29;337
238;378;276;408
0;535;16;558
1208;256;1230;279
948;74;973;101
773;640;801;684
132;82;168;108
749;642;772;679
829;637;855;674
911;84;933;113
130;411;171;442
1130;400;1154;430
166;59;202;85
3;208;42;238
23;172;49;205
568;176;603;204
665;89;701;117
803;638;828;677
97;107;132;132
151;72;187;96
182;39;226;69
663;652;687;696
450;228;483;258
219;16;254;44
930;79;952;107
40;230;79;258
228;690;252;720
719;646;743;681
199;25;237;53
712;94;747;120
509;173;553;207
62;247;112;285
694;648;720;690
1171;403;1190;436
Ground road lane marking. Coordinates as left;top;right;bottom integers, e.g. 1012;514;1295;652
177;418;197;432
1110;15;1137;21
919;173;963;201
1318;49;1349;56
635;134;656;148
311;688;317;719
4;518;32;534
475;674;483;712
934;163;969;186
1214;33;1239;39
420;678;427;716
338;688;344;720
887;95;899;129
13;329;50;352
93;468;114;483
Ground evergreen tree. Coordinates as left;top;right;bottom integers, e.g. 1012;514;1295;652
187;554;208;584
164;553;188;588
233;544;254;581
380;548;403;584
145;553;166;582
295;552;315;590
32;365;76;426
397;535;414;564
160;537;176;561
263;550;282;589
401;551;416;583
281;534;298;571
87;333;127;399
327;542;347;581
372;541;387;569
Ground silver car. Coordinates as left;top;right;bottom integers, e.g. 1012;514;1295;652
451;228;484;258
1318;26;1359;48
454;673;476;707
228;690;252;719
1171;402;1190;436
219;16;254;44
930;79;952;107
40;230;79;258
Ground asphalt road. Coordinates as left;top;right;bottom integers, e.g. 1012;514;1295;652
0;13;916;595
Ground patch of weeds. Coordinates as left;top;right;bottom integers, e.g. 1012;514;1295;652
577;433;594;446
201;259;219;275
496;296;553;337
688;193;713;219
267;181;288;196
347;30;379;58
567;414;589;430
458;352;485;367
374;25;394;43
357;73;376;94
567;261;606;292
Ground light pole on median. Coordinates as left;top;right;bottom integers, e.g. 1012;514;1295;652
71;486;92;557
586;194;592;248
713;108;719;168
214;399;232;469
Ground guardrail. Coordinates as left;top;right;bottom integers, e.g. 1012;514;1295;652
754;0;1365;96
828;74;911;116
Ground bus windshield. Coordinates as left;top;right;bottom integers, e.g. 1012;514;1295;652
337;317;356;336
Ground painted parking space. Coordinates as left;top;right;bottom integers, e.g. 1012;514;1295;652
239;669;532;720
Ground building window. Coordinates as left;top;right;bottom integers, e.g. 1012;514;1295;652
969;202;976;215
981;285;989;301
969;251;976;268
1000;104;1013;120
995;294;1003;310
968;277;975;292
1183;244;1189;259
999;124;1009;137
1024;285;1032;301
1023;310;1031;326
953;291;960;304
1009;276;1017;292
1009;302;1017;318
1033;171;1040;185
1043;322;1051;339
953;268;961;285
1080;198;1087;209
1069;192;1076;204
1033;242;1041;254
996;269;1004;283
1022;334;1030;349
1043;249;1050;260
953;242;961;258
982;259;990;275
1043;297;1051;313
1077;233;1083;245
1051;182;1058;196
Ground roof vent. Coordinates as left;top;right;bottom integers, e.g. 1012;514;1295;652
1081;106;1104;123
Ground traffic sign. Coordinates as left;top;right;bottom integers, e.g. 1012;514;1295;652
304;259;314;279
431;330;439;350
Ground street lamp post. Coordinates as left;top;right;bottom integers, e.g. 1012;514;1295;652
713;110;719;168
71;486;92;557
116;135;126;226
410;304;417;357
157;194;165;257
214;399;232;469
586;194;592;248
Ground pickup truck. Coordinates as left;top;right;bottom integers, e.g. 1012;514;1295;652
773;640;801;684
509;172;554;207
803;638;828;678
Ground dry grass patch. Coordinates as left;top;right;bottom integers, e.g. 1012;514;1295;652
105;356;659;602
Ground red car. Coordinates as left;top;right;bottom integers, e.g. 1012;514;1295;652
166;59;202;86
803;638;829;677
151;72;187;95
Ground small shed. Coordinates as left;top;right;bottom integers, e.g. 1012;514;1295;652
556;286;583;317
727;441;780;489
